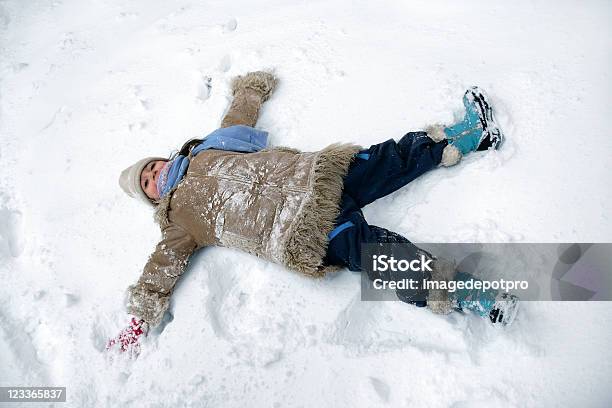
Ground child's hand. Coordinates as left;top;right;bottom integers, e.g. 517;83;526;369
106;317;148;357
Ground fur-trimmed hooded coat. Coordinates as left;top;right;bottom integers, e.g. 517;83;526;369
126;72;361;327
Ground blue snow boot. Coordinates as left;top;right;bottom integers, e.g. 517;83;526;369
444;87;504;154
450;271;519;326
488;292;520;325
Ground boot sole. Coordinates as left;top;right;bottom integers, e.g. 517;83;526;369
465;87;504;150
489;293;520;326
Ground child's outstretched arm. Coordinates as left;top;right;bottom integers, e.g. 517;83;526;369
126;224;198;327
220;71;278;128
107;224;198;355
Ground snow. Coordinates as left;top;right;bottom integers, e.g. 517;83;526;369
1;0;611;406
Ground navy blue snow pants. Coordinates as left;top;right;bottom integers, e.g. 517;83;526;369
323;131;447;302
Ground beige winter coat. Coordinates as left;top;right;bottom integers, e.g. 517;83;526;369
126;72;361;327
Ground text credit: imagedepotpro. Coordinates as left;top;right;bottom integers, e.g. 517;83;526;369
371;255;529;292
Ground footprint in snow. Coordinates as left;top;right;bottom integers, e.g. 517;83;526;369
369;377;390;402
139;98;152;110
197;76;212;102
218;55;232;72
224;18;237;32
64;293;80;307
0;4;10;28
90;321;109;352
0;207;24;258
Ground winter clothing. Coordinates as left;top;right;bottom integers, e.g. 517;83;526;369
192;125;268;154
443;89;483;139
156;126;269;198
324;131;445;266
449;271;520;325
447;127;485;155
128;144;360;327
122;127;269;206
123;78;501;328
426;126;462;166
220;71;278;128
425;257;459;314
426;87;504;156
119;71;275;205
440;144;462;166
156;156;188;198
335;131;448;209
489;293;520;325
126;71;361;327
322;131;461;310
467;86;505;150
119;156;166;205
449;271;499;316
106;317;147;356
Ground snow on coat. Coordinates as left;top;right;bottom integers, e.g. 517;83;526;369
126;71;361;327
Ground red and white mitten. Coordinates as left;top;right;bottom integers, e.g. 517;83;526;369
106;317;148;356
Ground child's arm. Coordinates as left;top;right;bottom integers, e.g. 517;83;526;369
220;71;278;129
127;224;198;328
107;224;198;356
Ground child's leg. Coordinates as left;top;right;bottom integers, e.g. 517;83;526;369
343;131;448;208
325;193;400;271
325;214;419;272
449;271;499;317
324;193;430;305
449;271;520;325
428;87;504;153
342;88;504;208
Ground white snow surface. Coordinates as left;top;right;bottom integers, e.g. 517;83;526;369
1;0;611;406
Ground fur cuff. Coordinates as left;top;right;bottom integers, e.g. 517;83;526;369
427;257;457;315
426;124;446;143
154;193;172;228
440;145;461;167
126;283;170;328
231;71;278;102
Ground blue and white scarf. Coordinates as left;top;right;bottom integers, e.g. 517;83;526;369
156;125;269;197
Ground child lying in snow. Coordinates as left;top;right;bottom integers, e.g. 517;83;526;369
107;71;518;355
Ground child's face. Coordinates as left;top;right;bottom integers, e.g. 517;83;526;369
140;160;167;200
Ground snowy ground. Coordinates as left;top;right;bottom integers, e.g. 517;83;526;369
1;0;611;406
